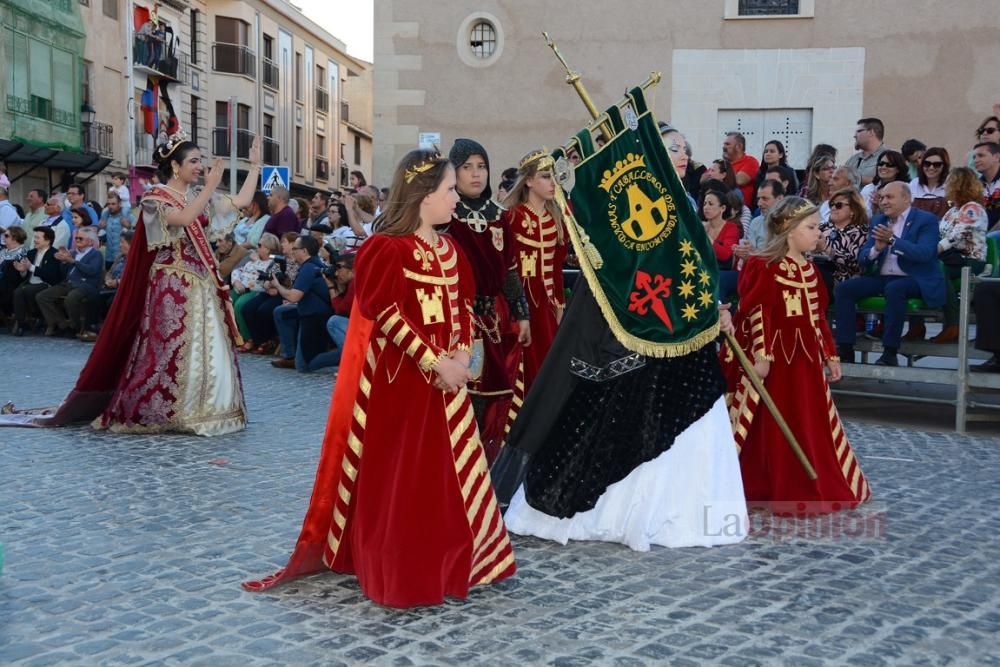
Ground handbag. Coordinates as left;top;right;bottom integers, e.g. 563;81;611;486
938;248;967;267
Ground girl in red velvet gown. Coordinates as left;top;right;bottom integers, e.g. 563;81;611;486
244;150;516;608
502;150;568;391
721;197;872;513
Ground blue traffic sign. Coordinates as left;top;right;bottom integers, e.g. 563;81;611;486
261;165;290;193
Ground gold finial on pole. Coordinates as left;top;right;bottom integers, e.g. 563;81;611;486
543;31;607;133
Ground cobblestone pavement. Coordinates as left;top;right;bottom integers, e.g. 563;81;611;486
2;336;998;666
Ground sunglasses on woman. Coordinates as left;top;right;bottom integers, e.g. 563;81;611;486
830;201;849;210
877;161;895;168
922;160;944;169
979;127;999;136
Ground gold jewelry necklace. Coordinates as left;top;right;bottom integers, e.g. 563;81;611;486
162;183;191;203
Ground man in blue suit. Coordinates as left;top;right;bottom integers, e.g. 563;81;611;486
834;181;945;366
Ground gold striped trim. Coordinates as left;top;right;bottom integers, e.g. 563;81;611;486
403;267;458;286
446;391;465;419
840;449;855;480
348;431;363;457
405;335;422;357
333;507;347;530
472;536;512;577
472;497;501;554
343;458;358;482
514;233;555;250
475;552;516;586
338;483;350;504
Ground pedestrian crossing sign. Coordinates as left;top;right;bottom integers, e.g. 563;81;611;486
261;165;290;193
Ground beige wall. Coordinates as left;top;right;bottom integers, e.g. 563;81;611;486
375;0;1000;185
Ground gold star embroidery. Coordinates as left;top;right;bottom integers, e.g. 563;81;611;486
699;290;714;307
699;270;712;287
682;302;700;321
681;259;697;278
679;239;694;257
678;280;695;298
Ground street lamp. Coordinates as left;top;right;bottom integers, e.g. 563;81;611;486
81;102;96;151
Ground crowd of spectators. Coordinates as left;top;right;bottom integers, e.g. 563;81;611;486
685;105;1000;369
0;170;381;375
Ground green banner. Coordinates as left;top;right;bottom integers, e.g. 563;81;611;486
558;87;719;357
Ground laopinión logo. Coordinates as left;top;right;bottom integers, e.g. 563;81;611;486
703;501;888;542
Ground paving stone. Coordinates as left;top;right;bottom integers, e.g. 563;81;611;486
1;336;998;665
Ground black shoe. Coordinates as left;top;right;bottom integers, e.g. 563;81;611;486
837;344;855;363
971;356;1000;373
874;353;899;367
11;322;23;337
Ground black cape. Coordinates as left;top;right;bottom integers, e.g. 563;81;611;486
490;280;727;519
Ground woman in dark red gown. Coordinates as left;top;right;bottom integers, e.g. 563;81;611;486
244;150;515;608
721;197;872;513
502;150;568;392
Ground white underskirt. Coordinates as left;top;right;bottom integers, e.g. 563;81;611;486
504;396;748;551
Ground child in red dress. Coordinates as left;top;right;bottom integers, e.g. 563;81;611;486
722;197;872;513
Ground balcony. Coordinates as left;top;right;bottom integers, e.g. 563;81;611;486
262;136;279;164
340;100;349;123
316;157;329;181
213;127;254;159
82;122;114;158
262;58;279;90
133;36;187;82
212;42;256;78
6;94;76;127
315;87;329;114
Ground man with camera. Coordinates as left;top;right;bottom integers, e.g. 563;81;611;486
268;235;333;371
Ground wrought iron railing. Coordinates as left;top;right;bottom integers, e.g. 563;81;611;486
262;137;279;164
212;42;256;78
213;127;254;159
262;58;279;89
6;94;76;127
82;122;114;157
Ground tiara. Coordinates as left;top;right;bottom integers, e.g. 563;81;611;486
156;131;190;162
791;200;817;219
404;154;443;183
519;149;554;172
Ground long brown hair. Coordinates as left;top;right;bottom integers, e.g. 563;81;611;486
829;187;869;229
754;196;819;264
376;149;452;237
502;150;565;244
945;167;985;208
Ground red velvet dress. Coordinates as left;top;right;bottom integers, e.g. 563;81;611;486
317;233;515;607
505;203;567;391
447;208;525;464
721;256;872;512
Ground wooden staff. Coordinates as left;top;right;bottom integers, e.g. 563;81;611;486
542;32;817;480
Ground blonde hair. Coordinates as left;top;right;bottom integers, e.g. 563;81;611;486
502;150;565;244
754;196;819;264
377;149;452;237
945;167;985;208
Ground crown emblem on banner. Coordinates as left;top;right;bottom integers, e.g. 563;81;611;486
600;153;646;192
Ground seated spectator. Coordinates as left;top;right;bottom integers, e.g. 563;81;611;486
41;197;70;249
799;144;838;196
263;186;300;238
214;232;248;282
10;226;60;335
308;223;333;246
909;147;950;219
753;140;798;210
831;164;861;191
62;183;98;229
680;138;707;198
764;164;797;195
969;115;1000;172
36;226;103;336
971;280;1000;373
1;225;29;320
834;182;946;366
814;187;870;297
307;191;329;227
901;139;927;180
0;186;20;229
972;142;1000;234
294;197;310;228
862;150;909;215
269;235;334;371
701;189;740;301
735;180;785;267
237;191;270;248
702;159;740;198
232;232;281;345
239;231;301;354
334;193;373;252
326;199;348;233
82;230;136;343
922;168;989;344
98;192;133;267
279;254;356;372
804;154;836;209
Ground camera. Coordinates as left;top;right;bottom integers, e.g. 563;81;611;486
258;254;288;283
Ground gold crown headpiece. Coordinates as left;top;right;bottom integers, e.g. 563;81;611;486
771;198;819;234
404;153;445;183
519;149;554;172
156;131;190;162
